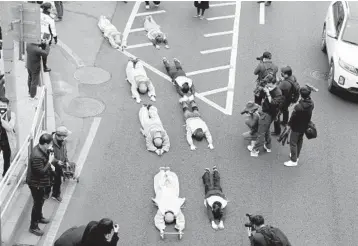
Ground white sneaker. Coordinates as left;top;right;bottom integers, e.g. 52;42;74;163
284;160;298;167
264;144;271;153
250;150;259;157
289;153;299;162
247;145;254;152
145;5;150;9
218;220;224;229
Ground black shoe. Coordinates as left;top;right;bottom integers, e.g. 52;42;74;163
44;67;51;72
52;195;62;202
29;227;44;236
271;131;280;136
39;217;50;224
265;1;271;6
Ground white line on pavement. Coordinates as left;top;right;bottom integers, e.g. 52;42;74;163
210;2;237;7
226;1;241;116
198;87;228;97
207;15;235;21
204;31;233;37
136;10;166;16
259;2;265;24
195;93;228;115
42;117;102;246
57;39;85;68
200;46;232;54
186;65;231;77
129;27;145;33
125;42;153;49
122;1;141;47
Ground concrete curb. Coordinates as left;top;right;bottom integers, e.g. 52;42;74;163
2;48;57;245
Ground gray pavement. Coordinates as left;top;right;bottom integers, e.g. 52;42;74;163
11;1;358;246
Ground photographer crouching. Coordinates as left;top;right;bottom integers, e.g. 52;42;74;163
245;214;292;246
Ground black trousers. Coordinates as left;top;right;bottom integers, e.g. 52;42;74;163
27;69;40;98
145;1;160;5
273;107;289;134
0;141;11;177
163;59;186;81
289;131;304;162
202;170;222;195
29;185;47;228
54;1;63;18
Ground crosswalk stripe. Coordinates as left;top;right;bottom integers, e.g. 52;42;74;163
187;65;231;76
207;15;235;21
136;10;166;16
200;47;232;54
204;31;234;37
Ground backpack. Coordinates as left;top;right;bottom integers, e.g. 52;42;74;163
258;226;283;246
261;63;275;81
305;121;317;139
286;77;300;104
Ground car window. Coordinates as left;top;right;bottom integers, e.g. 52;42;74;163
342;19;358;45
332;1;345;34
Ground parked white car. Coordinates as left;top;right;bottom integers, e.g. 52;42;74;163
321;1;358;94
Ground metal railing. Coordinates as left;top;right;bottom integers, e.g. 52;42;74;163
0;77;48;218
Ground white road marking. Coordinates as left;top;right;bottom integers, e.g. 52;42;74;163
226;1;241;115
129;27;146;33
200;46;232;54
207;15;235;21
210;2;237;7
136;10;166;16
259;2;265;24
195;93;228;115
57;39;85;68
125;42;153;49
42;117;102;245
186;65;231;77
122;1;141;47
198;87;228;97
204;31;233;37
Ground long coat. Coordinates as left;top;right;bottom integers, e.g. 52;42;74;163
54;226;86;246
194;1;209;9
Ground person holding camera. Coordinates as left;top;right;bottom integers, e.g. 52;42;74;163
247;215;291;246
0;97;16;177
284;86;314;167
253;52;278;105
272;66;300;136
26;133;59;236
202;166;227;230
248;75;284;157
241;101;261;149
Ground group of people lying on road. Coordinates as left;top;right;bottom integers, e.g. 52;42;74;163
98;15;169;50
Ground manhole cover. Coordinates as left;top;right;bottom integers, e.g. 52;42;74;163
309;70;328;81
74;66;111;85
66;97;105;118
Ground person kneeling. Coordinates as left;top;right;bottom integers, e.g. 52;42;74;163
202;166;227;230
126;57;156;103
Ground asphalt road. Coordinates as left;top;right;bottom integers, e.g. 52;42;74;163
51;2;358;246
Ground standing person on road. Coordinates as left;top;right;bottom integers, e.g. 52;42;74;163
145;1;160;10
162;57;196;103
181;100;214;150
126;57;156;103
248;75;284;157
194;1;210;20
26;133;58;236
241;101;261;149
40;2;58;72
202;166;228;230
0;97;16;177
143;15;169;49
139;104;170;156
253;52;278;105
284;86;314;167
272;66;300;136
26;42;50;100
54;1;63;21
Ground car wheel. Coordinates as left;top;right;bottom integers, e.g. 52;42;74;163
327;62;336;93
321;25;327;53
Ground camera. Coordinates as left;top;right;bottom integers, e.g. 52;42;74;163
241;110;249;115
256;56;263;61
244;214;256;231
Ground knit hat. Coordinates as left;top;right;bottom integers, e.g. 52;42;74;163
262;51;272;59
281;66;292;74
56;126;72;136
300;86;311;98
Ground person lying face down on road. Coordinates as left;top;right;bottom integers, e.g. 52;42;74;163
152;167;185;238
144;15;169;49
202;166;228;230
162;57;196;103
181;100;214;150
98;15;122;49
139;104;170;156
241;101;261;149
126;57;156;103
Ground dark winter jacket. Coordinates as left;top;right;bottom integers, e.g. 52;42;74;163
26;145;54;188
261;87;283;117
254;61;278;81
54;226;86;246
81;221;119;246
249;226;292;246
194;1;210;9
26;43;49;72
288;97;314;133
279;75;297;107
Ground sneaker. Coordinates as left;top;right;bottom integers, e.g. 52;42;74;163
250;149;259;157
199;16;205;20
39;217;50;224
204;168;210;173
29;227;44;236
173;58;181;63
154;4;160;7
284;160;298;167
263;144;271;153
289;153;299;162
52;195;62;202
247;145;254;152
193;15;200;18
212;166;217;171
44;67;51;72
218;220;224;229
145;5;150;9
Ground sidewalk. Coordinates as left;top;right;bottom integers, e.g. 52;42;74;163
1;42;56;245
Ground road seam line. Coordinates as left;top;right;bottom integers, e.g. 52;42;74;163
200;47;232;54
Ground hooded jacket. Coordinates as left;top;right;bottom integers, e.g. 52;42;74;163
261;86;283;117
288;97;314;133
279;75;297;107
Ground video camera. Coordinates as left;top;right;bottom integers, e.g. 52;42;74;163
244;214;256;231
256;56;264;62
241;110;249;115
